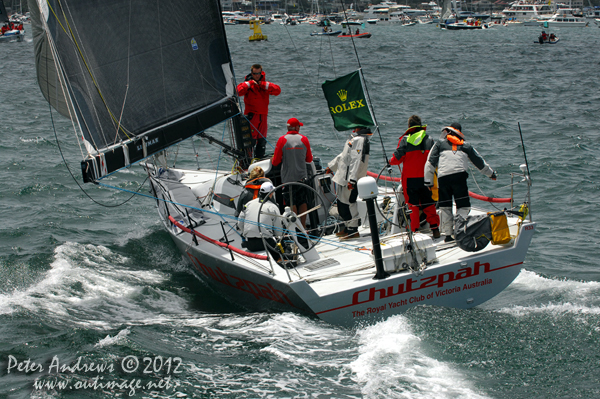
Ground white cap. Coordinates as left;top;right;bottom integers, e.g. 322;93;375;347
260;182;274;194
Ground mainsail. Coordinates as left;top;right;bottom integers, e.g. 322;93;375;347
29;0;239;182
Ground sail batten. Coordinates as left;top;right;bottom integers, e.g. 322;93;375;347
30;0;238;181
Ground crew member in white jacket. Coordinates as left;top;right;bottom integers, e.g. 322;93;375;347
238;182;283;258
327;127;372;240
424;123;497;242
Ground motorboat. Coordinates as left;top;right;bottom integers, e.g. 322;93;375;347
0;29;24;42
536;32;560;43
338;32;372;38
542;10;589;27
501;1;554;22
310;30;342;36
440;17;490;30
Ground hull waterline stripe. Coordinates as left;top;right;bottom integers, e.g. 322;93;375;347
314;261;524;315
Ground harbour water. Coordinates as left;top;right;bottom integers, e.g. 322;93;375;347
1;22;600;398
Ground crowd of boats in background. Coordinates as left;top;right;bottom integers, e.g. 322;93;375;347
222;0;600;29
1;0;598;45
0;0;27;43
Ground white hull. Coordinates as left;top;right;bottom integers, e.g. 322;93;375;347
542;11;589;27
0;30;25;42
542;21;588;27
149;165;535;327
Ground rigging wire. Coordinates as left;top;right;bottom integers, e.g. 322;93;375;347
50;0;133;140
48;102;149;208
282;21;313;82
112;0;133;146
100;178;370;254
517;122;531;178
40;8;146;209
338;0;389;164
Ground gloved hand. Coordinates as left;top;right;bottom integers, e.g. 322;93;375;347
490;171;497;180
259;81;268;90
347;183;354;190
325;167;332;175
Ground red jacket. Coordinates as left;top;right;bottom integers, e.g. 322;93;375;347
236;71;281;115
389;125;434;179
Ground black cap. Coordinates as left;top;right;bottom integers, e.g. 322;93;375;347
450;122;462;131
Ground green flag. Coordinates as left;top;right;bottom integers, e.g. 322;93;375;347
322;70;374;131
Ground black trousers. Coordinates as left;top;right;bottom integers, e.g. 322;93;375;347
244;237;281;260
437;172;471;209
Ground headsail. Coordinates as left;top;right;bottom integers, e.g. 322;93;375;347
29;0;239;182
322;70;375;131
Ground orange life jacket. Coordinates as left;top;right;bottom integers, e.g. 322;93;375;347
244;177;266;200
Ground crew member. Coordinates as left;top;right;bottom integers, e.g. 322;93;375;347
236;64;281;159
389;115;440;238
271;117;313;228
238;182;283;261
424;122;496;242
327;126;372;240
235;166;272;218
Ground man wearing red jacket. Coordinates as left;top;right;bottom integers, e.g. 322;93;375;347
237;64;281;159
389;115;440;239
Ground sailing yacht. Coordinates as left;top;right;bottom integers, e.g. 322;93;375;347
27;0;536;326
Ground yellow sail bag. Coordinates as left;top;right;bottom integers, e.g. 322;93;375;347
489;212;511;244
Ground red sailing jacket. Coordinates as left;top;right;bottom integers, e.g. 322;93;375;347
236;71;281;115
389;125;434;179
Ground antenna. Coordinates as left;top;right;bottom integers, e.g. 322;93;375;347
517;122;531;179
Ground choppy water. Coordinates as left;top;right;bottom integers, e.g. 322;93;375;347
1;22;600;398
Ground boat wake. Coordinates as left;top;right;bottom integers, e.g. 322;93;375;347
494;270;600;316
350;316;490;399
0;242;192;328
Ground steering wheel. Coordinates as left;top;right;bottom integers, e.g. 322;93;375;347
257;181;328;258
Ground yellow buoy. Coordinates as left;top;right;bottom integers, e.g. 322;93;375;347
249;20;267;41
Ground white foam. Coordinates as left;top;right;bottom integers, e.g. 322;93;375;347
492;269;600;315
19;136;47;144
349;316;490;399
95;327;131;348
0;242;192;328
